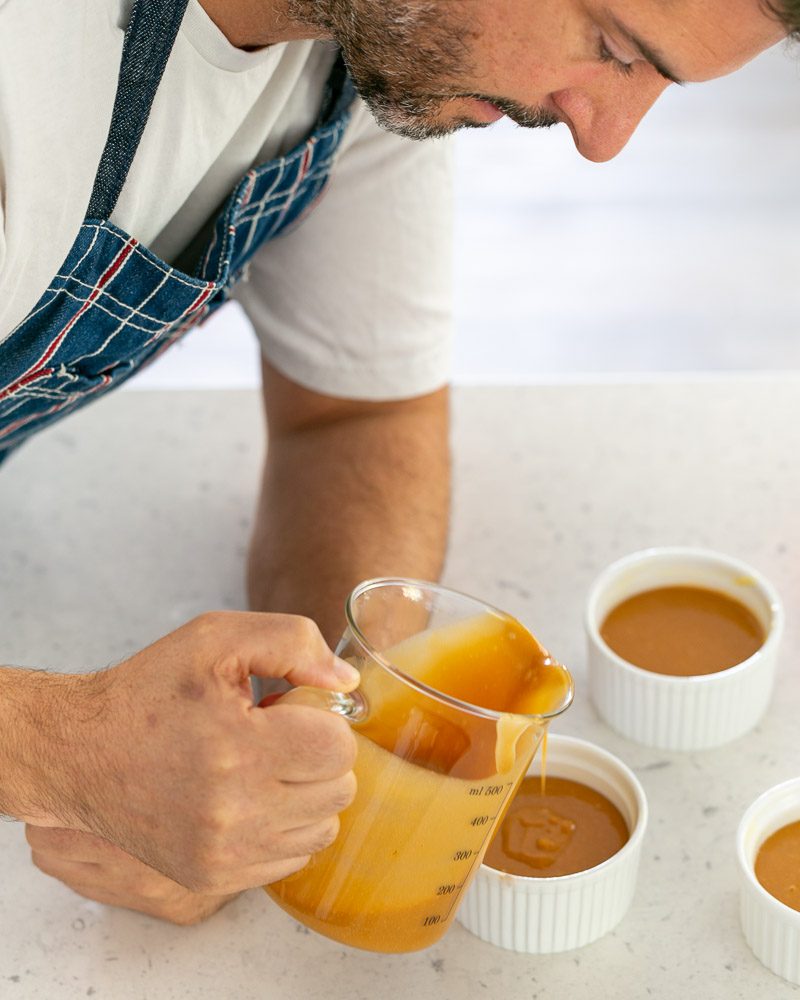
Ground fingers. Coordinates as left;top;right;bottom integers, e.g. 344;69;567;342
255;704;357;782
60;880;235;926
26;826;160;887
184;612;359;690
27;805;345;888
28;846;240;926
30;851;100;884
26;820;319;904
26;825;125;864
260;772;357;831
263;813;341;863
45;611;361;901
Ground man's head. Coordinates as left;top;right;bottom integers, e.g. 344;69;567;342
288;0;791;160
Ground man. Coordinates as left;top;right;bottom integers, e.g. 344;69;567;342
0;0;793;926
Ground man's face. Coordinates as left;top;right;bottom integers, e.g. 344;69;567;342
294;0;788;160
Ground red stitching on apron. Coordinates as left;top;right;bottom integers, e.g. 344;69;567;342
0;238;138;402
298;145;312;181
240;170;257;208
184;283;214;315
0;373;112;442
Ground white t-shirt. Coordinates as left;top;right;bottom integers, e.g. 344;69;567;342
0;0;453;400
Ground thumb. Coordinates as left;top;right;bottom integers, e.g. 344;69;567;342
212;612;360;691
285;648;361;693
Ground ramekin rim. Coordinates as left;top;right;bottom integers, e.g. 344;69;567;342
736;776;800;926
478;734;648;886
584;546;784;686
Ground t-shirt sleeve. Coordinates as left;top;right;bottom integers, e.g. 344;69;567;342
232;99;454;401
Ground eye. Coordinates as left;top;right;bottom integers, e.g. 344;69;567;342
598;37;636;78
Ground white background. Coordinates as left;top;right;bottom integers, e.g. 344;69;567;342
126;44;800;390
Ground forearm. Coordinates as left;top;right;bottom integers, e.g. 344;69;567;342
247;383;451;646
0;666;91;826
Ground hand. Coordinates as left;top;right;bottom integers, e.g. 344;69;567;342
32;612;359;896
26;826;236;925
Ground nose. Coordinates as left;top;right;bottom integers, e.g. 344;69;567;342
552;73;670;162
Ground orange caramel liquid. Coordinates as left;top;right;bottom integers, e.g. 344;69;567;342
267;611;570;952
600;585;765;676
755;820;800;912
484;775;629;878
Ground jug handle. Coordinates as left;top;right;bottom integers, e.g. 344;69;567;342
259;686;368;723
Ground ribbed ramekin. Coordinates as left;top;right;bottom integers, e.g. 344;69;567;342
737;778;800;985
586;547;783;751
457;735;647;953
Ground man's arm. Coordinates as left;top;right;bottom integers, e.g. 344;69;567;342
247;359;451;644
0;668;90;825
20;612;360;924
26;360;450;925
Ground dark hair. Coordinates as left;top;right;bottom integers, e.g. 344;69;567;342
766;0;800;35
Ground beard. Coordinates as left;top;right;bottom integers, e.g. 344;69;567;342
287;0;559;139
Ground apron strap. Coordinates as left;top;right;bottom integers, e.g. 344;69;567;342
87;0;191;221
315;55;355;127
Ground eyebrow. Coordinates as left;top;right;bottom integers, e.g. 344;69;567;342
606;12;686;86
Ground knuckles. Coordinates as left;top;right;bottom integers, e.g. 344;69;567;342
288;614;326;651
177;830;240;894
204;746;249;781
55;607;353;902
184;610;326;652
126;871;174;902
187;610;236;637
176;807;342;894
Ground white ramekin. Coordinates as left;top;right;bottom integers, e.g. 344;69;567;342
457;734;647;953
586;547;783;751
737;778;800;985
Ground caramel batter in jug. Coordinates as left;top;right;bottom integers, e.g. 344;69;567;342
267;610;570;952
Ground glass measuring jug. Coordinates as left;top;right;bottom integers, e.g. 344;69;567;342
266;578;573;952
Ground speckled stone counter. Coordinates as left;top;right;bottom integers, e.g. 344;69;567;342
0;378;798;1000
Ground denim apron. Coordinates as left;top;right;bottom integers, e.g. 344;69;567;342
0;0;355;461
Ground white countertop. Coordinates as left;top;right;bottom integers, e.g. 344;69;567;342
0;378;798;999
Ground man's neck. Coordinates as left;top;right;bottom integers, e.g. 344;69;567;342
199;0;328;49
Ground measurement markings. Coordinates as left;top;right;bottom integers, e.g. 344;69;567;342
468;781;513;797
421;794;510;928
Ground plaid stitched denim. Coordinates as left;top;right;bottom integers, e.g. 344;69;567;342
0;3;355;460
